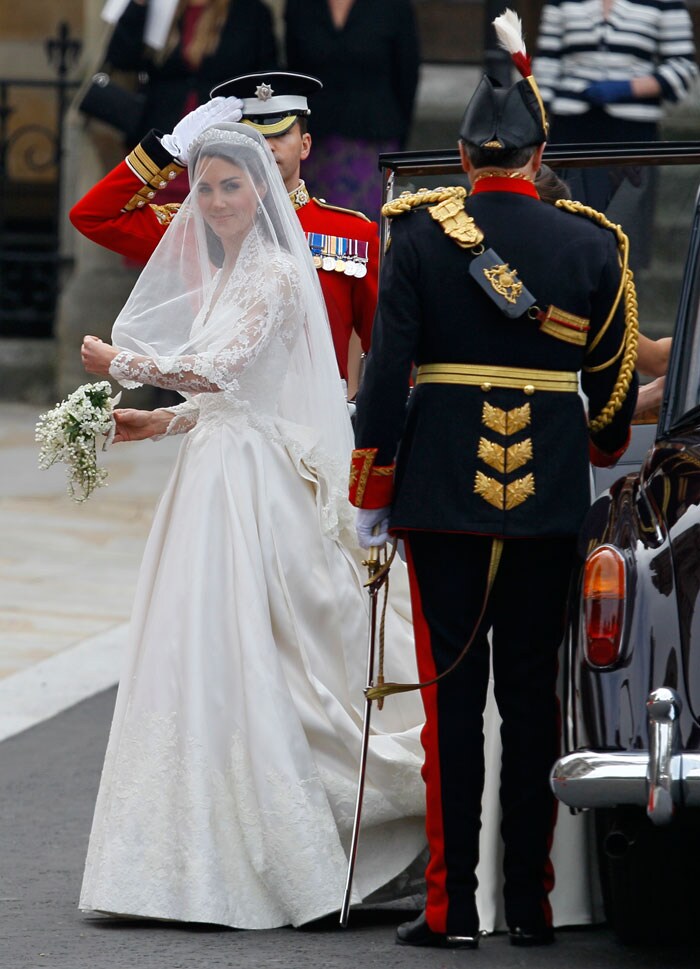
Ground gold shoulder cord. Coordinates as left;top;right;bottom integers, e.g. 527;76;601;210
381;185;466;219
555;199;639;434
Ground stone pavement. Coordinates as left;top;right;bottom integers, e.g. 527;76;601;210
0;401;180;740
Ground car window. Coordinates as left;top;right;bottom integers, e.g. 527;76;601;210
661;195;700;433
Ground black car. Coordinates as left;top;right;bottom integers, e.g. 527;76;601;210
551;162;700;944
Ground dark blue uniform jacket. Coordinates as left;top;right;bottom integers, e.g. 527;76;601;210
354;187;638;537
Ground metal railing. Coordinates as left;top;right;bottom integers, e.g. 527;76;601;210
0;22;81;338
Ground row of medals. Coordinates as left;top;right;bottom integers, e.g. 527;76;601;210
312;253;368;278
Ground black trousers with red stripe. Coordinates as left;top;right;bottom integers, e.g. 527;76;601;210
403;531;577;936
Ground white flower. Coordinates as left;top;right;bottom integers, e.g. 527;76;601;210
36;381;118;503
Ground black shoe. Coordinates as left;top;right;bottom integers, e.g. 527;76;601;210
396;912;479;949
508;925;555;947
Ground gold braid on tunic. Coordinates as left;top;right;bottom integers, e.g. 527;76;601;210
554;199;639;434
381;185;467;219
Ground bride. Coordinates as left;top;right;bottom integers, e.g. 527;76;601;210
78;121;427;929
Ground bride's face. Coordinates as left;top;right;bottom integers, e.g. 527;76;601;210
196;156;263;246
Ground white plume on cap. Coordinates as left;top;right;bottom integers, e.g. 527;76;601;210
492;8;526;56
492;8;533;79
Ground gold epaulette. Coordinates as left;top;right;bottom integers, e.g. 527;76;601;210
313;198;371;222
555;199;639;434
123;142;186;212
381;186;466;219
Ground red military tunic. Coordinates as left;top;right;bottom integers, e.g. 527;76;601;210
69;131;379;381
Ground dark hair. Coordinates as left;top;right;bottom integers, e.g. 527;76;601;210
462;141;537;171
535;164;572;205
294;115;309;135
199;145;267;188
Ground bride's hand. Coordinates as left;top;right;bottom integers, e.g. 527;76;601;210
112;408;173;443
81;335;119;376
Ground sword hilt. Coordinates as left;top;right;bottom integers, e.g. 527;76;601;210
362;543;381;579
363;522;383;578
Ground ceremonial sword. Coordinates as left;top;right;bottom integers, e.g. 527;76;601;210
339;537;503;925
339;538;393;926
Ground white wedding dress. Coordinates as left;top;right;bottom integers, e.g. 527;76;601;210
79;235;428;928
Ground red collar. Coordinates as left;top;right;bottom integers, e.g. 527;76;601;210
469;175;540;200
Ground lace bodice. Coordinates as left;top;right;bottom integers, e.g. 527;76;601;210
110;237;303;419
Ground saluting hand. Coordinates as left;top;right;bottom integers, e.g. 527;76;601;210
162;97;244;165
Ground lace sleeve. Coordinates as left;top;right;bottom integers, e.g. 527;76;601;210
109;349;222;393
153;398;201;439
109;264;302;393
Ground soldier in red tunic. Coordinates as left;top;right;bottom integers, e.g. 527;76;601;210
69;72;378;398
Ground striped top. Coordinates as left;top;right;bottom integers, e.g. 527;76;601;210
533;0;698;120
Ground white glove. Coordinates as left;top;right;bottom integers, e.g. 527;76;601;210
356;506;391;549
160;96;244;164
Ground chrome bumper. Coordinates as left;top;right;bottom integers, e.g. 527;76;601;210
551;687;700;825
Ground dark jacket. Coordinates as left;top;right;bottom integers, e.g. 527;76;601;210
107;0;278;143
354;185;638;537
284;0;420;146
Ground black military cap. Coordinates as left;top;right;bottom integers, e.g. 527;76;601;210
459;74;547;150
210;71;323;137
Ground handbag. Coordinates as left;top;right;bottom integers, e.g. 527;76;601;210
78;71;147;141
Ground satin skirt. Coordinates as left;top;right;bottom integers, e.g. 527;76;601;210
79;410;427;928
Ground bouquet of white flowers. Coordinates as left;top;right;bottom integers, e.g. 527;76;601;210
36;381;121;503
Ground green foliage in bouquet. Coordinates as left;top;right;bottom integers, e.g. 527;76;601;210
36;381;118;502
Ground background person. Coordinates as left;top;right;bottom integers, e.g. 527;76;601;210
215;72;380;397
284;0;421;220
533;0;698;268
104;0;278;201
70;73;379;400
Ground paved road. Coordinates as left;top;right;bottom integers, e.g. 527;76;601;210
2;689;699;969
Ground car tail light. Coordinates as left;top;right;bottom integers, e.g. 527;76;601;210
583;545;626;667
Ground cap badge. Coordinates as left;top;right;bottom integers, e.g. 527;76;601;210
255;83;274;101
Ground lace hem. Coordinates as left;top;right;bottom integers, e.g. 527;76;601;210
80;712;350;928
